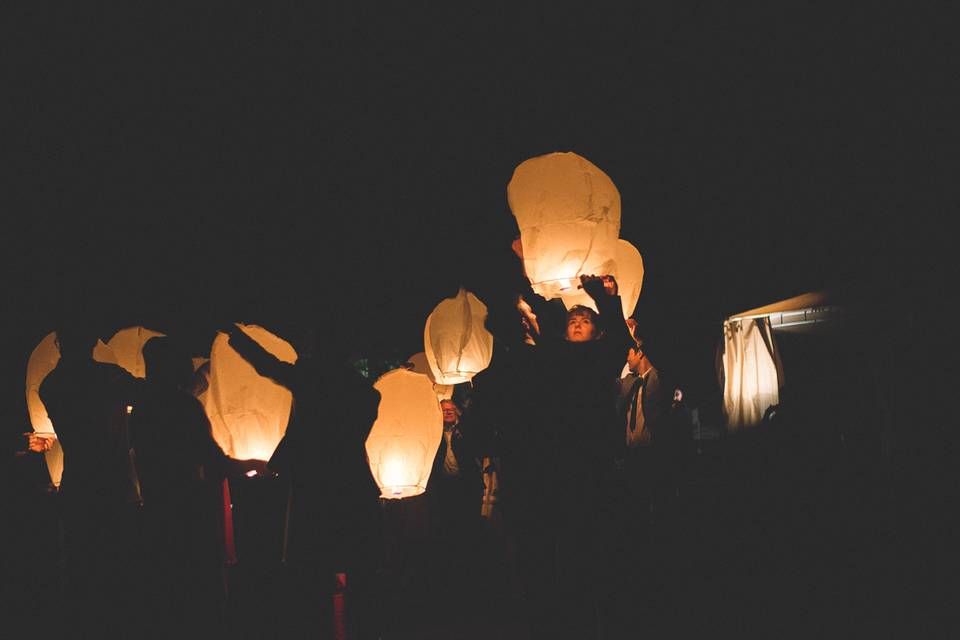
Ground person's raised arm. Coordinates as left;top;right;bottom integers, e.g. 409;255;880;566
220;323;298;391
581;274;632;350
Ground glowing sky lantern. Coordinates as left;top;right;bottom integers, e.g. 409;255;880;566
25;326;163;485
203;324;297;461
101;326;166;378
615;239;644;320
365;369;443;499
25;333;64;485
423;288;493;385
559;240;644;321
508;151;621;299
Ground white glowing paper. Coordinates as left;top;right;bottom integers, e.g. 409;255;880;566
365;369;443;499
508;151;621;299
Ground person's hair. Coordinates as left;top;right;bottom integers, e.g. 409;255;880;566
440;398;461;412
567;305;599;324
54;324;101;359
142;336;194;387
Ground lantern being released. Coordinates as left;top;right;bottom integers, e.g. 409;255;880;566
508;151;621;299
615;239;644;320
203;324;297;461
559;240;644;320
365;369;443;499
423;288;493;385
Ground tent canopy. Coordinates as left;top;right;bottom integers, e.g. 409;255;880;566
728;291;838;334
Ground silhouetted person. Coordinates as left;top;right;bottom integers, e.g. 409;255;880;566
615;331;666;516
424;398;484;615
132;336;260;637
39;323;143;636
507;274;634;639
221;322;381;639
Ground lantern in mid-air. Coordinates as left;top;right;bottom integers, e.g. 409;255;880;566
203;324;297;461
25;326;164;485
423;288;493;385
365;369;443;499
508;151;621;299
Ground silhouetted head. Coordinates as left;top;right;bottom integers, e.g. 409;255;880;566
54;323;102;362
143;337;194;388
565;305;601;342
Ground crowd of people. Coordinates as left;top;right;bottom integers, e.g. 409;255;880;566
25;246;692;639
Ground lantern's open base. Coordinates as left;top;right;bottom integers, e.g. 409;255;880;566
531;277;581;300
436;371;478;385
379;485;426;500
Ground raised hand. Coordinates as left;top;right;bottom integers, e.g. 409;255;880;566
580;274;618;299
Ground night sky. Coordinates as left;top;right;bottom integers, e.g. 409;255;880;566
2;4;950;414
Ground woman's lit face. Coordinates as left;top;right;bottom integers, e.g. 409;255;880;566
566;313;597;342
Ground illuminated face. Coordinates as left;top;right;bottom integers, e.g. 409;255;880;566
626;344;648;374
566;313;597;342
440;400;459;426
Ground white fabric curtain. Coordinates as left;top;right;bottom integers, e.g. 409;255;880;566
722;318;780;430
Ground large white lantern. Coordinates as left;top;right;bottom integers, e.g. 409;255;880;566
508;151;621;299
203;324;297;461
365;369;443;499
25;326;164;485
423;288;494;385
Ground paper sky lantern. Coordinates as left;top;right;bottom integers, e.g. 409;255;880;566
406;352;454;400
559;240;644;321
423;288;494;385
508;151;621;299
102;326;166;377
203;324;297;461
25;326;164;485
25;333;65;485
615;239;644;320
365;369;443;499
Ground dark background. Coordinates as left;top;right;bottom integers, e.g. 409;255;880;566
1;3;950;437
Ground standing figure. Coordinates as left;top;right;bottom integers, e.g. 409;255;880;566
508;274;634;640
221;323;382;639
39;323;143;636
132;336;261;637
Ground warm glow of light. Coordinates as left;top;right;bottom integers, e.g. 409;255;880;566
508;152;621;300
722;319;780;429
365;369;443;499
201;324;298;461
25;332;63;485
126;405;133;415
245;470;258;477
26;327;162;486
423;288;493;385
